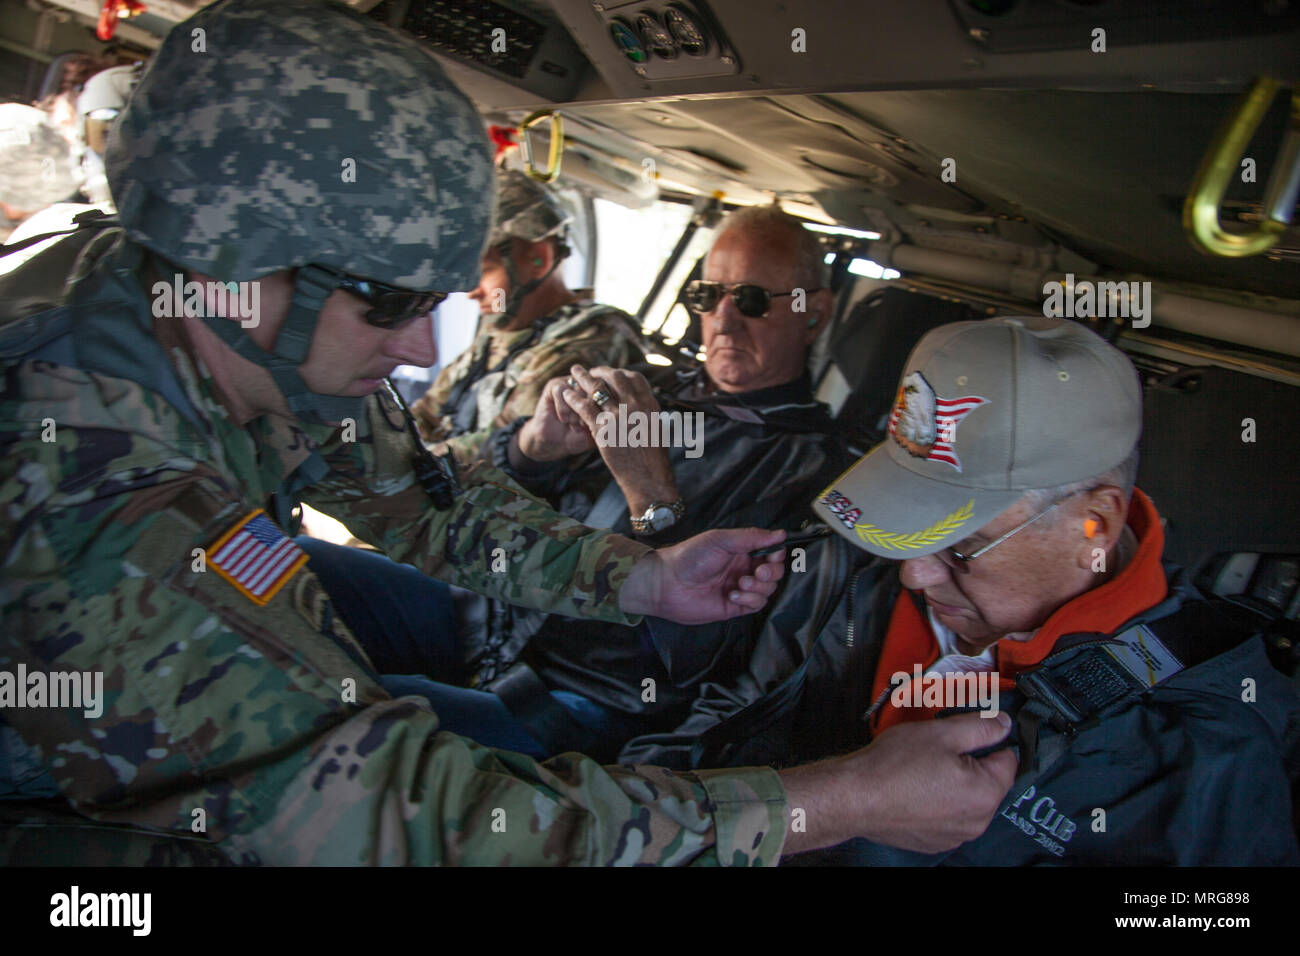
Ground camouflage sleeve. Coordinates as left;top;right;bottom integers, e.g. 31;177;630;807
432;426;494;468
9;574;790;865
242;708;791;866
438;315;647;466
0;369;789;866
302;387;649;624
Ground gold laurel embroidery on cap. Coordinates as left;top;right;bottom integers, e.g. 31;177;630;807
854;499;975;551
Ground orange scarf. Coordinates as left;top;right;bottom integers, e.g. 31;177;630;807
869;489;1167;734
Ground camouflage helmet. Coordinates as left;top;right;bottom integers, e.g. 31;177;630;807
106;0;493;292
0;104;80;212
490;168;574;247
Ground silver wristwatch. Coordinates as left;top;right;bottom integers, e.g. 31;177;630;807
630;499;686;534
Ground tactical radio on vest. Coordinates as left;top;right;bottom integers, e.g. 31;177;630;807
382;378;460;510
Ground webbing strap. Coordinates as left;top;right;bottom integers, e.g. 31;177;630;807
281;266;336;363
0;209;116;258
1008;594;1266;787
4;231;207;433
183;262;364;424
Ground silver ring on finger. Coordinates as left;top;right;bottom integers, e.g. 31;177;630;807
591;388;612;407
566;377;578;389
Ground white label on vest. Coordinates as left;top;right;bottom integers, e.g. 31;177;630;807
1104;624;1183;688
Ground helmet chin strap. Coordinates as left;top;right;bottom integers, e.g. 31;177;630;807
497;237;567;322
196;264;364;425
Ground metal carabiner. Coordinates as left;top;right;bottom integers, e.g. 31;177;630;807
518;109;564;183
1183;76;1300;258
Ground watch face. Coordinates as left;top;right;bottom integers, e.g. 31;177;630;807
649;505;676;532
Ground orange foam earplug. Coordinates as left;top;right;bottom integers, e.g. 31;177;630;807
1083;519;1098;539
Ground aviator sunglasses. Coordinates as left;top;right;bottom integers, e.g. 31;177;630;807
684;279;822;319
312;265;450;329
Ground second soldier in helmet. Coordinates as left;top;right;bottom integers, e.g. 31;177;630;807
410;168;646;461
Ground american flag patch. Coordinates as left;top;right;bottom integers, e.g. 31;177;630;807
208;510;308;605
925;395;987;470
889;391;987;472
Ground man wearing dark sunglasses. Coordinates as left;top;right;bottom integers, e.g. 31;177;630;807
621;316;1300;867
410;168;644;463
423;204;856;763
688;208;832;395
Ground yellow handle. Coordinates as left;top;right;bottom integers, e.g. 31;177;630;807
1183;76;1300;258
518;110;564;184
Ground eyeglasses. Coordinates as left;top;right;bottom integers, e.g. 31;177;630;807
683;280;822;319
937;489;1088;573
313;265;449;329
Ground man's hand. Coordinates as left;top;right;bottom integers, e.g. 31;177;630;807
563;364;680;516
513;375;599;465
779;713;1018;856
619;527;787;624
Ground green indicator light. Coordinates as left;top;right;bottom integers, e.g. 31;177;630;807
610;21;647;63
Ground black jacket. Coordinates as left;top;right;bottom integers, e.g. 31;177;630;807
461;370;854;751
620;532;1300;865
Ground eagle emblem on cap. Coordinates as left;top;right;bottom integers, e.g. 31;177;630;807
888;371;988;472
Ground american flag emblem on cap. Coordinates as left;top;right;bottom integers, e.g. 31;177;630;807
889;371;987;472
208;510;308;605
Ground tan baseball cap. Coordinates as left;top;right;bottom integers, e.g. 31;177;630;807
813;316;1142;558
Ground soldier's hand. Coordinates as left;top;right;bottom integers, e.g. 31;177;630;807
780;713;1017;856
516;375;597;462
619;527;786;624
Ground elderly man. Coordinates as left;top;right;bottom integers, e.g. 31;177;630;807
353;203;853;760
409;168;645;462
623;315;1300;865
501;203;840;527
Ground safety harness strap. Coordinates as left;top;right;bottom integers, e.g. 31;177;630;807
1009;594;1274;788
0;208;116;257
1;224;207;433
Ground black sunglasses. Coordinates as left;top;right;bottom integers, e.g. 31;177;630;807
683;280;821;319
312;265;449;329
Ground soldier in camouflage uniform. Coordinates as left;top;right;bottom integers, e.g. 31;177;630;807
0;0;1014;865
411;168;645;464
